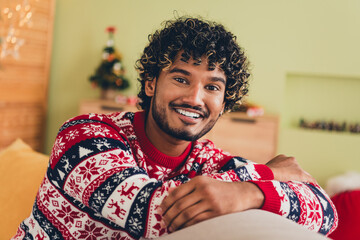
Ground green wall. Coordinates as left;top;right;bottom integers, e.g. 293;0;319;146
46;0;360;186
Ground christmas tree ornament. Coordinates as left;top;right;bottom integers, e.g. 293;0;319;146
89;26;130;99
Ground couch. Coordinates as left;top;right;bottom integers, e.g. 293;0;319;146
0;139;49;239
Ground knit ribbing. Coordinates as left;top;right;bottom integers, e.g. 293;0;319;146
251;181;281;214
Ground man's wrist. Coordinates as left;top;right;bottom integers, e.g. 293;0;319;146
234;182;265;211
245;182;265;209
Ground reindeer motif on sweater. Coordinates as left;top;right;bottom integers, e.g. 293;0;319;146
118;182;140;200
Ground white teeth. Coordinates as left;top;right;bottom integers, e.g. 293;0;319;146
175;109;200;118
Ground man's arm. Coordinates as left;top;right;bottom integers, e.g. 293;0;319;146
160;154;338;236
160;176;264;232
49;114;336;238
49;114;261;238
48;114;186;239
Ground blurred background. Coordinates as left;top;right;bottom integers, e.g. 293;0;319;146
1;0;360;186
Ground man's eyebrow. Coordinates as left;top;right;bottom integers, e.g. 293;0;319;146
169;68;191;76
210;77;226;85
169;67;226;85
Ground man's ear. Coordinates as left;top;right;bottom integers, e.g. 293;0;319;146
145;78;156;97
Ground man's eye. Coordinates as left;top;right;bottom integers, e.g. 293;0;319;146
206;85;220;91
174;78;186;84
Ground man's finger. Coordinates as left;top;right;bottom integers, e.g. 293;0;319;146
163;191;204;229
160;181;195;216
167;199;210;231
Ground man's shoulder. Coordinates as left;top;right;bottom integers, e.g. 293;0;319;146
193;138;230;157
105;111;136;126
58;111;135;133
194;138;220;150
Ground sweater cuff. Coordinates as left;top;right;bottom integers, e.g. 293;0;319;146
254;164;274;180
250;181;280;214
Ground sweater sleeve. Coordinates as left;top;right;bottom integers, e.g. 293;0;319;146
199;153;338;236
251;180;338;236
47;114;180;239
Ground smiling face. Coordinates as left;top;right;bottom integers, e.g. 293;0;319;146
145;53;226;142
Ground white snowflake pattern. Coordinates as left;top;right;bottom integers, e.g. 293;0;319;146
291;200;299;212
53;233;61;239
93;192;106;205
128;216;143;233
103;182;113;194
88;113;103;120
81;124;110;137
148;165;170;180
282;184;296;198
65;129;80;141
237;168;251;181
201;151;212;163
113;172;127;184
133;203;144;216
34;212;42;221
92;139;111;151
182;158;195;172
138;189;151;203
52;136;66;158
289;214;298;221
42;222;52;232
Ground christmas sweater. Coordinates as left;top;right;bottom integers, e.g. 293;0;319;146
12;111;338;240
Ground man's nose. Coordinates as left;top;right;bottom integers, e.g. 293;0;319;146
182;85;204;107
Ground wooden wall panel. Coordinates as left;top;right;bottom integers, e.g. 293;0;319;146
0;0;55;152
0;66;46;82
0;102;46;150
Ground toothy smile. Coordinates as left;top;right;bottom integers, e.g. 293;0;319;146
175;109;201;119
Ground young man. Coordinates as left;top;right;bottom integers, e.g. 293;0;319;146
13;17;337;240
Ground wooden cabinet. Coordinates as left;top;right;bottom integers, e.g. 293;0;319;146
79;100;278;164
204;113;279;164
0;0;55;152
79;99;138;115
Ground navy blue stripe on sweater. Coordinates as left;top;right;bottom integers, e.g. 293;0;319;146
48;137;129;189
306;183;336;235
89;167;148;213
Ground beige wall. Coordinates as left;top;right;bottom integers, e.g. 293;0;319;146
46;0;360;186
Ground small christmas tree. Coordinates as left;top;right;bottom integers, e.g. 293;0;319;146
89;26;129;91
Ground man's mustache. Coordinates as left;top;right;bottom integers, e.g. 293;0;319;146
169;102;209;118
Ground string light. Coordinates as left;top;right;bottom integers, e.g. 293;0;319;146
0;0;34;59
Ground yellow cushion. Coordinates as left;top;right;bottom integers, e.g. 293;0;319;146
0;139;49;239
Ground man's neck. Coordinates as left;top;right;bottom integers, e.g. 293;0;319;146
145;113;190;157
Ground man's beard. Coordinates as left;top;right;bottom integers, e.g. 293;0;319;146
151;91;219;141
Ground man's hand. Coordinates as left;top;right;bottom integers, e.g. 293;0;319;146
266;154;316;183
160;176;264;232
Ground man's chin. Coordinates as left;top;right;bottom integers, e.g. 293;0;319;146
165;129;197;141
172;127;210;141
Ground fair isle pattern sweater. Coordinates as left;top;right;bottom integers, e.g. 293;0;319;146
13;111;337;239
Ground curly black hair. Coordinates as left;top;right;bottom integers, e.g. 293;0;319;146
135;17;250;112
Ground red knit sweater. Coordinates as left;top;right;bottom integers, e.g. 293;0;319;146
12;111;337;239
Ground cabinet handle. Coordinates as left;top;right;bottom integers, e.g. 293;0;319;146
231;118;257;124
100;106;124;111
